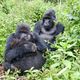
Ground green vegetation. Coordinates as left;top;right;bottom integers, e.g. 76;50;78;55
0;0;80;80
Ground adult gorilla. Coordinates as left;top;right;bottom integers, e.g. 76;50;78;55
34;9;64;51
3;23;47;72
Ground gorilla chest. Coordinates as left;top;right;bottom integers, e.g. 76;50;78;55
40;26;56;40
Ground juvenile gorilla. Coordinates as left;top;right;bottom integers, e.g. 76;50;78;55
3;23;47;72
34;9;64;51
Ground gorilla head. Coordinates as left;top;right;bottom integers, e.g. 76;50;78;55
16;23;30;34
42;9;56;31
15;23;31;41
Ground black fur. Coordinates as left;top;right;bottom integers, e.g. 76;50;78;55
3;23;47;72
34;9;64;51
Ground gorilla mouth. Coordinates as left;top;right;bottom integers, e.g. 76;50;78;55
21;29;26;32
44;26;50;31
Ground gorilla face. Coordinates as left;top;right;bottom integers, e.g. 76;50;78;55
42;17;55;31
42;9;57;31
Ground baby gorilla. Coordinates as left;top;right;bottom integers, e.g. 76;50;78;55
12;32;37;53
3;23;47;72
34;9;64;51
19;33;37;53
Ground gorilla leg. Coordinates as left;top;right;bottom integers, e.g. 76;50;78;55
3;62;17;71
12;52;45;72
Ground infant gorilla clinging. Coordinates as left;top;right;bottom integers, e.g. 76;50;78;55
3;23;47;72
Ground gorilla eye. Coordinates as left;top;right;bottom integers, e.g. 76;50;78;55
43;19;50;26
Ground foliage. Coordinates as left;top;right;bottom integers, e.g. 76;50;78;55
0;0;80;80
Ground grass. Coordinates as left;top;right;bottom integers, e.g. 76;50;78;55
0;0;80;80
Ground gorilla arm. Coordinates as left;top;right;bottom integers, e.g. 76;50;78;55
5;46;27;62
55;22;64;35
32;32;47;52
5;43;37;62
34;21;42;35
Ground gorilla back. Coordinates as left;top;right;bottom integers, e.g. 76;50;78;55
12;52;45;71
4;23;47;72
